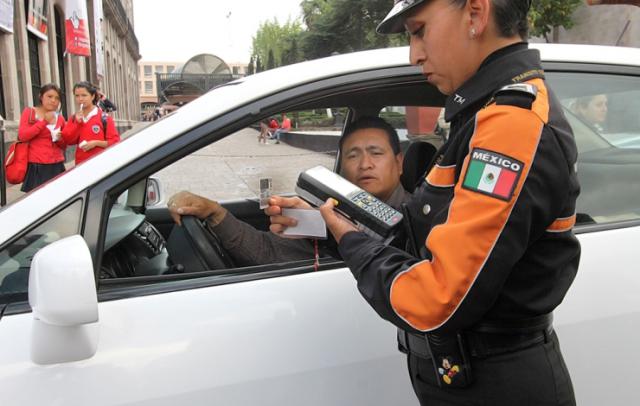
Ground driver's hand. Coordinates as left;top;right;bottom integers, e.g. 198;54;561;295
266;195;312;235
168;191;227;226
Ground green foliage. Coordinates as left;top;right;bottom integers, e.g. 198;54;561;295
300;0;406;59
379;111;406;129
251;18;304;70
529;0;583;42
249;1;407;68
247;56;255;75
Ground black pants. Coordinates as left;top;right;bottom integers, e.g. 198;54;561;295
407;331;575;406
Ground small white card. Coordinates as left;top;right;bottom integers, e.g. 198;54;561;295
282;208;327;238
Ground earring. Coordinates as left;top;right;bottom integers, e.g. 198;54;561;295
470;28;476;39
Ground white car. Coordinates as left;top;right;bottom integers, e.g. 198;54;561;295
1;44;639;405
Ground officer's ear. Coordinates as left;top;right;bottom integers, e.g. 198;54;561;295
466;0;491;38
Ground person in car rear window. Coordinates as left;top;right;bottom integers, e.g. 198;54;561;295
167;116;411;266
269;1;580;405
574;94;608;132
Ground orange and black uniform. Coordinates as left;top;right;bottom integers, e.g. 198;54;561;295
338;43;579;405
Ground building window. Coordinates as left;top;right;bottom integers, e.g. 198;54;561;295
144;81;153;94
167;65;175;73
0;59;5;118
155;65;163;74
27;32;41;106
144;65;152;77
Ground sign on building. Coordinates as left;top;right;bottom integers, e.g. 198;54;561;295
65;0;91;56
0;0;13;33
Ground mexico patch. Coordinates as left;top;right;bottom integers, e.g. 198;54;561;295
462;148;523;201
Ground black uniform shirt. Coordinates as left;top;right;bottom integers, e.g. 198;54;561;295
338;43;581;335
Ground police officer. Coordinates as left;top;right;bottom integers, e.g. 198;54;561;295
316;0;580;404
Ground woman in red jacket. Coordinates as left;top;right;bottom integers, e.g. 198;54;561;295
18;83;67;192
62;81;120;165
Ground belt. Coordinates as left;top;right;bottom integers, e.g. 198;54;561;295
397;314;554;359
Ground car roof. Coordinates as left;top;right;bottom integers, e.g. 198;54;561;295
1;43;639;241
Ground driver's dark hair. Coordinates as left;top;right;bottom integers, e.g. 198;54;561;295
340;116;401;156
448;0;530;40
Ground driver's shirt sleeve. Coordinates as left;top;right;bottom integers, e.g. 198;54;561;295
213;211;315;266
337;96;575;334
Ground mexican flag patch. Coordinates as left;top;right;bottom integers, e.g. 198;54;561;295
462;148;524;201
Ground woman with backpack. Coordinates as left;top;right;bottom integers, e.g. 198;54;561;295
16;83;67;192
62;81;120;165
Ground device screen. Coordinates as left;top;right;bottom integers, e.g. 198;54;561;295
306;166;361;198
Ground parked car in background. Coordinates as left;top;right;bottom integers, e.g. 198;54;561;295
1;43;639;405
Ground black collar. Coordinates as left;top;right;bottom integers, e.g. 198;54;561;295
444;43;545;122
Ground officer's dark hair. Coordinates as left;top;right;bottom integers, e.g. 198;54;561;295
448;0;530;40
38;83;62;104
340;116;401;156
73;81;99;105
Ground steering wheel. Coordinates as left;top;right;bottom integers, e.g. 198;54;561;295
168;215;236;272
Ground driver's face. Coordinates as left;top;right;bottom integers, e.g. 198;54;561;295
340;129;403;202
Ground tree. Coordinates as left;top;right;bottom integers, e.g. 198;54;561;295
267;49;276;70
247;56;255;75
251;18;303;70
529;0;583;42
255;55;263;73
300;0;406;60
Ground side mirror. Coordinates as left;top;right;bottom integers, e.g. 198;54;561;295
146;176;164;207
28;235;99;364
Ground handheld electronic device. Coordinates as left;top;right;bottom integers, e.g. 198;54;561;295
295;166;403;240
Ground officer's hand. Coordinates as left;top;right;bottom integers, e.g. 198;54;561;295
267;195;311;235
319;198;358;244
168;191;227;226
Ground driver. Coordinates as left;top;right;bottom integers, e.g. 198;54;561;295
167;116;411;266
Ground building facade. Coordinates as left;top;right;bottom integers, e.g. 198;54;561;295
138;55;247;110
138;60;179;111
0;0;140;143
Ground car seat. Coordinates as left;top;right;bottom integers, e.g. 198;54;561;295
400;141;438;193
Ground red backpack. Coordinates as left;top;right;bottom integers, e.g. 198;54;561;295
4;108;34;184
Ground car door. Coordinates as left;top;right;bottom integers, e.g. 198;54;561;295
544;64;640;405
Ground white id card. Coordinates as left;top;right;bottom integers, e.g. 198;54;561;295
281;208;327;239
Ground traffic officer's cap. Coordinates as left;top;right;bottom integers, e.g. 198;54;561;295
376;0;533;35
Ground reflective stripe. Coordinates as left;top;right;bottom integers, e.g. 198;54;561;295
426;164;456;188
547;214;576;233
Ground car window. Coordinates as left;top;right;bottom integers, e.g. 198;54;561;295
546;71;640;225
152;108;345;201
0;200;83;304
381;105;445;148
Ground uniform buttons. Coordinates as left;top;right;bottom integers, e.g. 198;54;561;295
422;204;431;216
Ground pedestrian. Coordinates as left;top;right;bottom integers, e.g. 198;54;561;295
62;81;120;165
272;113;291;144
257;120;271;144
17;83;67;192
290;1;580;405
96;87;117;113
